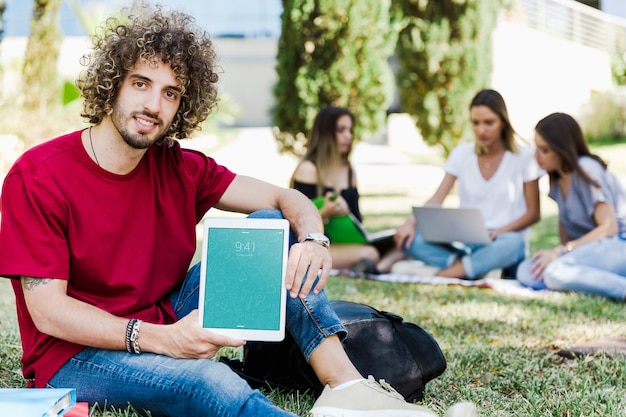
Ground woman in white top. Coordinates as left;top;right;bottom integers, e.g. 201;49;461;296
394;89;544;279
517;112;626;300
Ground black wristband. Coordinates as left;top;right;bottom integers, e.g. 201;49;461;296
125;318;137;353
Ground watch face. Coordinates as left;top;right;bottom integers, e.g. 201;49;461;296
305;232;330;247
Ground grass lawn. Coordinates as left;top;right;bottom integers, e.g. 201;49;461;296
1;142;625;416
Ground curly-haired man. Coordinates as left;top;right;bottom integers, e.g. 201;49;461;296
0;3;476;417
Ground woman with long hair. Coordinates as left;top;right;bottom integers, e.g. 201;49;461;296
394;89;544;279
290;106;401;273
517;112;626;300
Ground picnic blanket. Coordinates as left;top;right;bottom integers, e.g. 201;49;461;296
331;261;551;298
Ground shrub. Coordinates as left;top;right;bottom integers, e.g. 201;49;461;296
273;0;397;156
580;88;626;143
393;0;503;156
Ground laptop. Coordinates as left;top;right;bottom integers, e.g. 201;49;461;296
412;206;492;245
198;217;289;342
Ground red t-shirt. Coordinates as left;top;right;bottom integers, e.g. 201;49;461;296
0;130;236;387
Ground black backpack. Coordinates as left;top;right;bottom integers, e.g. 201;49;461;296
222;300;446;402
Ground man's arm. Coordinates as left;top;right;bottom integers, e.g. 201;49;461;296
216;175;333;298
21;276;244;358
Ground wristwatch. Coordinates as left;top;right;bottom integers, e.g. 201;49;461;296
300;232;330;249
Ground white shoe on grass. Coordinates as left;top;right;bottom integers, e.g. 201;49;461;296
391;260;439;277
309;375;438;416
444;401;478;417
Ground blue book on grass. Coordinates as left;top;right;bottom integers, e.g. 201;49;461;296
0;388;76;417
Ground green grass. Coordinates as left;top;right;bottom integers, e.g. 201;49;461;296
2;212;624;416
1;142;625;416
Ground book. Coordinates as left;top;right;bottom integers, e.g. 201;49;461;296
64;402;89;417
312;197;395;245
0;388;76;417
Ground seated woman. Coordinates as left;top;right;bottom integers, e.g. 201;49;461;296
290;106;402;273
517;112;626;301
394;89;544;279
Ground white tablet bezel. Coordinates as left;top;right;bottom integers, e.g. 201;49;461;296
198;217;289;342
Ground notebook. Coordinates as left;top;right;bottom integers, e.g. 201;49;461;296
412;206;492;245
198;217;289;342
312;197;396;245
0;388;76;417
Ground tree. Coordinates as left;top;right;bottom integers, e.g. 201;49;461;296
22;0;63;114
393;0;502;155
0;0;6;42
0;0;5;118
273;0;397;155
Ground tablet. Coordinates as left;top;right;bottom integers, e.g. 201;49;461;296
198;217;289;341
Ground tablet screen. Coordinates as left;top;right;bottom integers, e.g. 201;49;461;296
198;217;289;341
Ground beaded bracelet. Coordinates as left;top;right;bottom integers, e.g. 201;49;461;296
130;319;142;355
125;319;142;354
125;319;137;353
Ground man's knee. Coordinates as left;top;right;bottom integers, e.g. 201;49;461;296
247;209;283;219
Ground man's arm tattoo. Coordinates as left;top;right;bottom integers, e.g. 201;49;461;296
21;276;53;291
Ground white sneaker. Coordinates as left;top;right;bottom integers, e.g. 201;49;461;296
483;269;503;279
391;261;439;277
309;375;438;416
444;401;478;417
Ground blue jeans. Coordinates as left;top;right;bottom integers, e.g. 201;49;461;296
516;236;626;300
48;210;346;416
405;230;525;279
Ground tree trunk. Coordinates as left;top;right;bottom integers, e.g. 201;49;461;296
0;0;6;39
22;0;63;114
0;0;6;65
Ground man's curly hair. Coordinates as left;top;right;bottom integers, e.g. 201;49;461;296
77;2;219;139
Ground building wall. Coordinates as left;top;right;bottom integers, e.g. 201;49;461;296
213;38;278;127
491;19;613;139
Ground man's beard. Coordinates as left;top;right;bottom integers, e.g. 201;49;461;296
111;107;169;150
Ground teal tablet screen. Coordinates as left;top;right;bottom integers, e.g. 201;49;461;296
201;225;286;333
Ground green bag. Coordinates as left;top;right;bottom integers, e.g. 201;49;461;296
312;197;368;244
